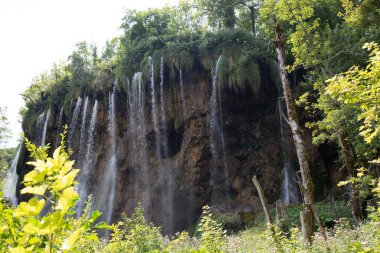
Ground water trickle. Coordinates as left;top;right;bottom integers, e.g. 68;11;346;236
128;73;151;217
277;100;301;205
209;55;229;209
150;57;161;159
159;57;169;158
78;97;90;166
54;106;64;149
76;99;98;216
179;68;186;119
3;145;21;206
40;108;51;147
68;98;82;149
159;57;174;234
100;87;117;225
36;111;46;146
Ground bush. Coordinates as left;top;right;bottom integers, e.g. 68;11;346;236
104;204;164;253
0;133;104;252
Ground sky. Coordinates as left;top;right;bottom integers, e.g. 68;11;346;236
0;0;176;148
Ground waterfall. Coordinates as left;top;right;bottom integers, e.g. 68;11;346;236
36;109;50;147
159;57;174;234
54;106;64;148
128;73;151;217
68;97;82;149
277;100;301;205
36;111;45;146
150;57;162;159
40;108;51;147
159;57;169;158
179;68;186;119
3;145;21;206
78;96;90;166
209;55;229;208
100;87;117;225
76;99;98;216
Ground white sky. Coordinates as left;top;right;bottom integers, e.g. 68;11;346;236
0;0;176;148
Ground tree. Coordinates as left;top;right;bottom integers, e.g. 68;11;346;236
195;0;261;33
327;43;380;145
274;0;378;223
196;0;238;29
259;0;322;242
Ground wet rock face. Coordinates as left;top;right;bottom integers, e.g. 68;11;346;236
18;58;329;235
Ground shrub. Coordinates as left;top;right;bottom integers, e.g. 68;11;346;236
104;204;164;253
197;206;226;253
0;132;104;252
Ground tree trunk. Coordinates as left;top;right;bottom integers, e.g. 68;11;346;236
224;3;236;29
252;176;273;226
249;6;256;35
274;22;315;243
337;130;362;224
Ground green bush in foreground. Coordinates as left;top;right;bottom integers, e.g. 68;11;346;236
0;135;105;253
1;135;380;252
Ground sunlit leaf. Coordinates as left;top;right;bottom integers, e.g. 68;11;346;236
20;185;47;196
14;198;45;217
57;187;78;213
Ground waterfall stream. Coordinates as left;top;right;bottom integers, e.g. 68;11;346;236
76;99;98;215
3;145;21;206
101;87;117;225
277;100;301;205
159;57;174;234
150;57;162;160
128;72;151;217
68;97;82;149
36;108;51;147
78;96;90;167
179;68;186;119
54;106;64;148
209;55;229;209
41;108;51;147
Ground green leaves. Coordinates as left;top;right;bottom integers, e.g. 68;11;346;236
326;43;380;144
20;185;47;196
0;136;103;252
57;187;78;213
13;198;45;217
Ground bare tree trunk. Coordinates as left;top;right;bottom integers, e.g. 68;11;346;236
337;130;362;225
274;22;315;243
252;176;273;227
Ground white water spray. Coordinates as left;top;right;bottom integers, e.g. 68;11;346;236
3;145;21;206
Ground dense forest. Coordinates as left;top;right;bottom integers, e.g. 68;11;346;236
1;0;380;252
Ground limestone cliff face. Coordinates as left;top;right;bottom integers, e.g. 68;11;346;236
17;56;329;234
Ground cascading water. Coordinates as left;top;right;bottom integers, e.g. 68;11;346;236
179;68;186;119
159;57;169;158
99;87;117;226
78;96;90;167
277;99;301;205
40;108;51;147
76;99;98;216
3;145;21;206
209;55;229;209
128;73;151;217
159;57;174;234
68;97;82;149
150;57;162;160
54;106;64;148
36;111;46;146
